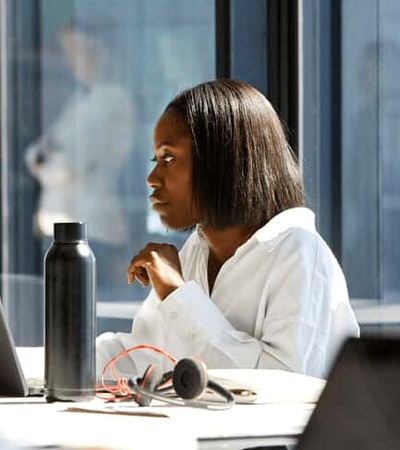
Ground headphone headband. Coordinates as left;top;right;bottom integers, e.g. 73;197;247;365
128;358;235;410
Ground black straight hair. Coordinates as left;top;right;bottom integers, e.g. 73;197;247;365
164;79;305;229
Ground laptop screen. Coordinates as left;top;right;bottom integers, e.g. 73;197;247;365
297;336;400;450
0;300;29;396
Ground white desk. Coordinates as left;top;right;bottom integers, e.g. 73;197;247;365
0;397;314;449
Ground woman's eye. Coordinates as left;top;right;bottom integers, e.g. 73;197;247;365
162;154;174;163
150;153;174;164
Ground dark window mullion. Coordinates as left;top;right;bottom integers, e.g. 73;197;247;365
330;0;342;259
267;0;299;154
215;0;231;78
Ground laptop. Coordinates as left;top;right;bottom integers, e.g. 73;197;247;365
297;335;400;450
0;299;44;397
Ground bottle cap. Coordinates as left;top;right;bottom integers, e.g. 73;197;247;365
54;222;87;242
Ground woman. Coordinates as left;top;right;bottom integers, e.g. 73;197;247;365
97;79;359;380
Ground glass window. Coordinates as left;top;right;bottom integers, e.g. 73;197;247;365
341;0;400;304
0;0;215;342
301;0;400;328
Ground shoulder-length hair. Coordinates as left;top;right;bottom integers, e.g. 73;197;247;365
164;78;305;229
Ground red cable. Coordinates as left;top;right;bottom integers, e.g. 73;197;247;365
95;344;179;401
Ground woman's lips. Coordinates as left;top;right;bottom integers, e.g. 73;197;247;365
149;195;168;209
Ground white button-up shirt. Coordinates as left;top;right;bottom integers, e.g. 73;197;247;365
97;207;359;380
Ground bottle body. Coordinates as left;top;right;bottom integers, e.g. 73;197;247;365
45;222;96;402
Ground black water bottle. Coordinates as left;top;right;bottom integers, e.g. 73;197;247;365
45;222;96;402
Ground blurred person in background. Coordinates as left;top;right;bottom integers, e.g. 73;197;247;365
25;14;134;289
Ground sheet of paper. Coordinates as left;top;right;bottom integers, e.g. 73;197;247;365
207;368;326;404
60;398;314;442
67;401;314;441
65;398;169;418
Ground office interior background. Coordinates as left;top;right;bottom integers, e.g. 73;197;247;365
0;0;399;344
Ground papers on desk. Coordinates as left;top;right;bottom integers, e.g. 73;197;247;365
67;400;170;417
208;369;326;404
0;398;312;450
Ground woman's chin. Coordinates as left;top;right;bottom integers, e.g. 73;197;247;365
159;216;196;232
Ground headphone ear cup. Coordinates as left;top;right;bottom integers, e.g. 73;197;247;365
134;364;162;406
172;358;208;400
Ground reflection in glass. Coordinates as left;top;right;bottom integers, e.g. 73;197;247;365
341;0;400;303
25;15;134;291
1;1;215;337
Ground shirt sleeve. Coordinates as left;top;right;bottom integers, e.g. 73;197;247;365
96;331;138;383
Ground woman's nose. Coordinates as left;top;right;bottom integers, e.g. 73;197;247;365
147;164;162;188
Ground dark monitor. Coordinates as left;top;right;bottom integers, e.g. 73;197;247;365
297;336;400;450
0;299;30;396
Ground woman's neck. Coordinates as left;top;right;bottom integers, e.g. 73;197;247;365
199;224;256;265
200;224;256;294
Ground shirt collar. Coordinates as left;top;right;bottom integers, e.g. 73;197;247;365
253;207;316;245
194;207;316;253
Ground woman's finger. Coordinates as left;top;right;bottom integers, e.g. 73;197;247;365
127;264;149;286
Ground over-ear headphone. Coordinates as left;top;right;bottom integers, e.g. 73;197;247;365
127;358;235;410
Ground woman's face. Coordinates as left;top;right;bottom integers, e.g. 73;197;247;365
148;110;202;230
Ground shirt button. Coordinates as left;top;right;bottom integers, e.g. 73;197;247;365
169;311;177;320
